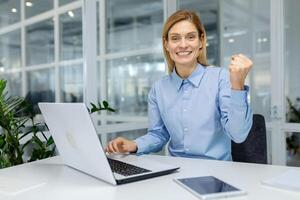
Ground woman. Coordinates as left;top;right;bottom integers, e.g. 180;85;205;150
106;10;253;161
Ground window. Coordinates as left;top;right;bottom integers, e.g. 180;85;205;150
25;0;53;19
59;8;82;61
60;64;83;102
25;68;55;112
106;54;164;116
0;0;20;28
59;0;78;6
105;0;163;53
0;30;21;70
26;19;54;66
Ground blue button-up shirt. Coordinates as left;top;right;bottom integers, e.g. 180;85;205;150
134;64;253;161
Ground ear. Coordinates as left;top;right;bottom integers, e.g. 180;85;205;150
163;37;169;52
199;34;205;50
199;41;203;49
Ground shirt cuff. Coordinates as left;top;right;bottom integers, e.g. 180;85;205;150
231;85;250;107
133;138;146;156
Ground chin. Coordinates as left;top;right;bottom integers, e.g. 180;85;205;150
174;58;194;65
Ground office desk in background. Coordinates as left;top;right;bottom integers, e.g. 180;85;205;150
0;155;299;200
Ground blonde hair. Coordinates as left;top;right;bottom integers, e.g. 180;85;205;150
162;10;209;74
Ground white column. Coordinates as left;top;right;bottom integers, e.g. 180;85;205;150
270;0;285;165
82;0;98;106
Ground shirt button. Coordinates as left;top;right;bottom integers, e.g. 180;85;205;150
186;148;190;152
183;108;187;112
184;128;188;132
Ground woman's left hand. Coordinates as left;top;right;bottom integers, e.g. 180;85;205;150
229;54;253;90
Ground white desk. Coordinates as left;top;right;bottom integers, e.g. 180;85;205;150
0;155;299;200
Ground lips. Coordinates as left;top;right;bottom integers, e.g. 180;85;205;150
176;51;192;56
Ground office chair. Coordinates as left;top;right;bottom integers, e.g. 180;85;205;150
231;114;267;164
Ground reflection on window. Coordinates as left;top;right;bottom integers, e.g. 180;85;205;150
59;0;78;6
284;0;300;123
106;0;163;53
25;68;55;113
179;0;219;66
59;8;82;61
25;0;53;19
107;54;165;116
0;73;21;96
0;30;21;71
26;19;54;66
286;132;300;167
60;64;83;102
0;0;20;28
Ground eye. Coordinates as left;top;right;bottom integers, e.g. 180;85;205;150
170;36;180;42
187;34;196;41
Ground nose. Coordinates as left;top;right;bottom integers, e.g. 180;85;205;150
178;38;188;48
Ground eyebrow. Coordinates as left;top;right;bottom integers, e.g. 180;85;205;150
169;31;198;36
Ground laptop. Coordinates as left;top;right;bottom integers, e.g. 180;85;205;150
38;103;179;185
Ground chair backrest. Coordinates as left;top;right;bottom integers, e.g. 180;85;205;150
231;114;267;164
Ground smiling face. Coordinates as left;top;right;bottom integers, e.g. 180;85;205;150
164;20;203;70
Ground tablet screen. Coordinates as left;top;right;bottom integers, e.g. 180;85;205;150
176;176;240;195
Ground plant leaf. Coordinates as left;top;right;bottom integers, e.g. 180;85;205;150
102;100;109;108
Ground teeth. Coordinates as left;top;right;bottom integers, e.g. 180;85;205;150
177;51;191;56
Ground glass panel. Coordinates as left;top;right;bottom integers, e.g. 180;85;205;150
286;132;300;167
0;30;21;71
26;19;54;66
221;0;271;121
60;64;83;102
284;0;300;123
106;0;163;53
25;68;55;113
105;127;147;145
0;72;21;96
59;0;77;6
107;54;165;116
59;8;83;61
179;0;219;66
25;0;53;19
0;0;20;28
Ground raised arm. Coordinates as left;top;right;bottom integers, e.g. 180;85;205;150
219;54;253;143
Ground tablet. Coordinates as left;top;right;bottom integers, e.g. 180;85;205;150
174;176;247;199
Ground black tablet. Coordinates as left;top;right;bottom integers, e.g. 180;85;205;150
174;176;247;199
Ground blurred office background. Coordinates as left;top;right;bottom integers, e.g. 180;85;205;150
0;0;299;166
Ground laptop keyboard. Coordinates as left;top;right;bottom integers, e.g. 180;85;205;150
107;158;151;177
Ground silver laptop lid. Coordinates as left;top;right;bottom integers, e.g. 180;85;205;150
38;103;117;185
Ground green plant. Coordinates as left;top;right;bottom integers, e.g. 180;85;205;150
0;79;116;169
88;101;116;114
286;97;300;123
286;97;300;155
0;80;25;167
0;79;56;168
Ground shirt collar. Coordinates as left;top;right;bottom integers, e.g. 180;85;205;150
171;64;207;91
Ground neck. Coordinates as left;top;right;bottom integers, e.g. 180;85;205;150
175;61;198;79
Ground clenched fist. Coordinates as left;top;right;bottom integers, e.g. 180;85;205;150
229;54;253;90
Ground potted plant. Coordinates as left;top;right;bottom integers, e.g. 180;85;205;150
286;97;300;155
0;79;115;169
